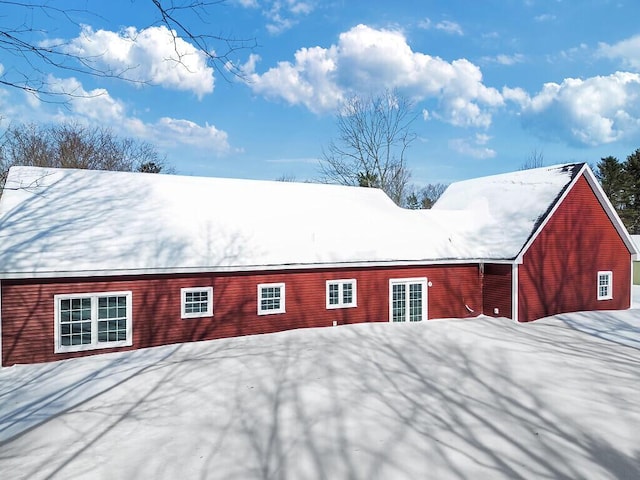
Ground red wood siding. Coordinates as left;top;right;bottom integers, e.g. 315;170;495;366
518;174;632;322
482;264;512;318
1;264;481;365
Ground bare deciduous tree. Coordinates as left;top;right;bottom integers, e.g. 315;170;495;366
0;122;169;187
0;0;255;98
520;148;545;170
319;90;417;205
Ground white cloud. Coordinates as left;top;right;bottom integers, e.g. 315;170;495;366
50;76;126;121
150;118;229;151
418;18;463;35
235;0;258;7
63;25;215;98
243;47;342;114
36;75;231;154
243;24;502;127
264;1;316;35
288;1;314;15
435;20;463;36
449;133;496;159
482;53;525;66
597;34;640;71
534;14;556;22
554;43;589;63
520;72;640;146
501;86;530;107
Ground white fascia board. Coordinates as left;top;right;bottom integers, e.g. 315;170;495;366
581;167;638;260
630;259;634;309
0;257;518;280
515;164;585;264
515;164;638;264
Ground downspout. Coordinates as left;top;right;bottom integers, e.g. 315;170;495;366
631;258;635;309
0;279;3;367
511;263;519;322
479;263;485;315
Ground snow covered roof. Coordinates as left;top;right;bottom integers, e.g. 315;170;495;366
0;164;585;278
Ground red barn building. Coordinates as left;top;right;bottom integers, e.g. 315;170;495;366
0;163;635;366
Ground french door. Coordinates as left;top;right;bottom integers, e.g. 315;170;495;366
389;278;427;322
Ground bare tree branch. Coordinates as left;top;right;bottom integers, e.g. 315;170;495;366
0;0;256;99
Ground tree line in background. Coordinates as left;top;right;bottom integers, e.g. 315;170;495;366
597;148;640;235
0;122;171;191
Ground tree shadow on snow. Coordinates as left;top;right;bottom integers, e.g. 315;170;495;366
0;316;638;479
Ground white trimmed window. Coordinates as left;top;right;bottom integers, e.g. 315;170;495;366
258;283;285;315
597;271;613;300
181;287;213;319
326;279;357;309
54;291;132;353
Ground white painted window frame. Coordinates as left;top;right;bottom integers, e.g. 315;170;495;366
257;282;286;315
326;279;357;309
597;271;613;300
181;286;214;319
54;291;133;354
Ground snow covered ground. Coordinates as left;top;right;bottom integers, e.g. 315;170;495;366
1;293;639;479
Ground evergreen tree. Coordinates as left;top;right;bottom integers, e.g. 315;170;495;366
623;149;640;234
597;149;640;234
597;156;627;211
404;183;449;209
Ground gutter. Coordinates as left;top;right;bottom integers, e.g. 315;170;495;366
0;257;518;280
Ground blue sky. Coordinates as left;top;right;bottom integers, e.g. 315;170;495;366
1;0;639;185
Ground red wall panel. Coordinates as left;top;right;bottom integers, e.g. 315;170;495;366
482;264;512;318
2;264;481;365
518;175;631;322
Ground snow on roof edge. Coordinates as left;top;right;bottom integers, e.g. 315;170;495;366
0;163;618;276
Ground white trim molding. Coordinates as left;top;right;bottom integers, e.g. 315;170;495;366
326;279;357;309
181;286;214;319
516;164;638;264
54;291;133;354
257;282;286;315
388;277;428;323
597;271;613;301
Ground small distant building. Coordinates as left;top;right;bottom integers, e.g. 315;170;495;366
633;236;640;285
0;163;636;366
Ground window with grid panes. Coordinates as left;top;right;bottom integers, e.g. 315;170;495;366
55;292;132;353
181;287;213;318
326;279;357;309
597;271;613;300
258;283;285;315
